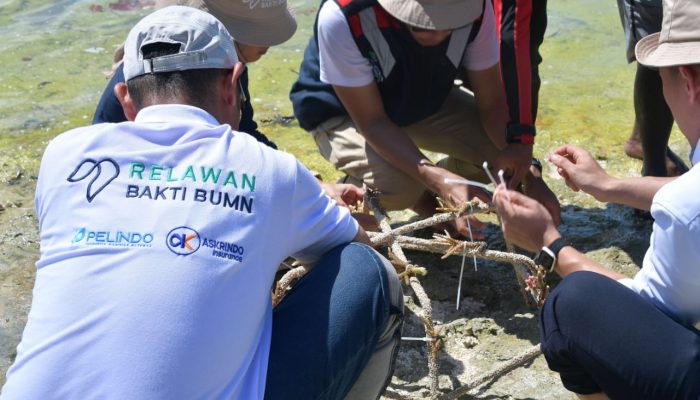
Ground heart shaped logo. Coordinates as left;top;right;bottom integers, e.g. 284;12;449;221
67;158;120;203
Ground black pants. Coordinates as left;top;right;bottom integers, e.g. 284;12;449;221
492;0;548;126
540;271;700;399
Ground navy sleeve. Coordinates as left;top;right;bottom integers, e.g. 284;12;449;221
238;68;278;150
92;63;128;124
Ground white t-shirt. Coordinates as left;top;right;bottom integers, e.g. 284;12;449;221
318;0;500;87
1;105;358;399
619;144;700;329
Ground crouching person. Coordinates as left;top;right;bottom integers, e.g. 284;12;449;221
492;0;700;397
1;7;401;400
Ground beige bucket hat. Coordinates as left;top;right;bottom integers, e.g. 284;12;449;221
377;0;483;30
635;0;700;67
155;0;296;46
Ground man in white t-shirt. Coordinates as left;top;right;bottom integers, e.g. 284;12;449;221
492;0;700;397
290;0;561;236
1;6;402;400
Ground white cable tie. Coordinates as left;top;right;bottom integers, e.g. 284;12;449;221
402;336;435;342
482;161;498;186
456;240;467;310
498;169;511;201
443;177;492;191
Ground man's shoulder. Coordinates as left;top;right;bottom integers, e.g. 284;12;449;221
652;164;700;226
318;1;347;30
45;124;111;154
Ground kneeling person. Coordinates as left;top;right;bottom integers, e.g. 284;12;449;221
1;7;402;399
290;0;561;236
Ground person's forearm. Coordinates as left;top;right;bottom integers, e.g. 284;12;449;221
352;226;373;247
479;104;508;150
357;118;444;191
593;175;674;211
539;228;627;280
468;65;510;150
554;246;627;281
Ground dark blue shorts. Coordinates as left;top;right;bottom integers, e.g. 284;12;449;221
540;271;700;399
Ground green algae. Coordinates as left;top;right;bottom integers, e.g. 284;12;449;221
3;0;689;191
0;0;148;179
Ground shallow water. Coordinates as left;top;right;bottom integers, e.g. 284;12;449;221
0;0;689;395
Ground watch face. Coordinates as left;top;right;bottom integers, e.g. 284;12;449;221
535;250;554;270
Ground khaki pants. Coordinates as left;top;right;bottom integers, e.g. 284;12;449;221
311;87;500;210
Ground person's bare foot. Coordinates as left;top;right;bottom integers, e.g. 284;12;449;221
663;148;689;177
625;134;689;177
624;136;644;160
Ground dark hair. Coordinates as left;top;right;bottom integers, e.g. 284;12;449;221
126;42;228;110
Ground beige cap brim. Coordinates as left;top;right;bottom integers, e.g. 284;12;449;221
155;0;296;47
636;32;700;67
216;6;297;47
377;0;481;30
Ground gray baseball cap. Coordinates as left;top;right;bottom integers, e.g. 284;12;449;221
123;6;239;81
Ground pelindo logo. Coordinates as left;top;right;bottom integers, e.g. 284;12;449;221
166;226;201;256
71;227;154;247
72;228;87;243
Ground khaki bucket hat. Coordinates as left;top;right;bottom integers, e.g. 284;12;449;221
155;0;296;46
377;0;483;30
635;0;700;67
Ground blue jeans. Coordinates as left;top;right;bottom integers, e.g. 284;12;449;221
265;243;403;400
540;271;700;399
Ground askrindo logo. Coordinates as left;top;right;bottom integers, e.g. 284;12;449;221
166;226;201;256
67;158;120;203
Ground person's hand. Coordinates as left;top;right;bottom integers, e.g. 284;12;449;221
320;182;379;231
432;169;491;238
523;169;562;226
320;182;364;207
492;185;561;252
492;143;533;188
548;144;612;201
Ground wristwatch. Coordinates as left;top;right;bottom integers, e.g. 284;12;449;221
533;237;571;273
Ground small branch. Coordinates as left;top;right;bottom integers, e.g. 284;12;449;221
272;266;308;308
386;235;537;271
506;242;533;308
367;189;441;398
370;200;492;246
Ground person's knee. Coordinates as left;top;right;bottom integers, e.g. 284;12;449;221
337;243;402;305
545;271;610;315
540;272;610;349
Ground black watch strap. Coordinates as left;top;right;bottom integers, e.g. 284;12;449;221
534;237;571;273
543;237;571;273
531;157;543;173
